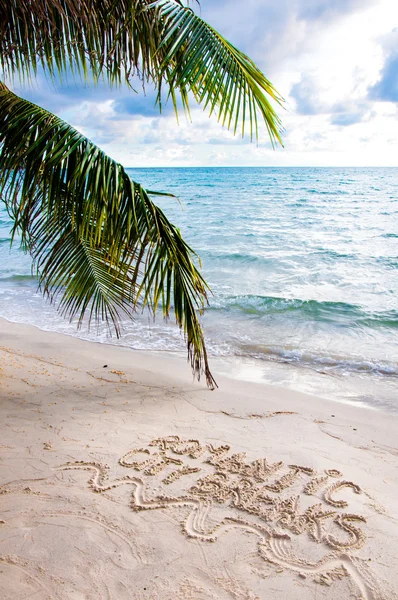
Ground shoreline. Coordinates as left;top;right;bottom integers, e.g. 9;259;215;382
1;318;398;598
1;313;397;415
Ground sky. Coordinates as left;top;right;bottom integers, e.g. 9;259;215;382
10;0;398;167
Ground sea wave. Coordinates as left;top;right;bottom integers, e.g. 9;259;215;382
0;274;36;283
235;343;398;378
207;295;398;327
201;251;273;264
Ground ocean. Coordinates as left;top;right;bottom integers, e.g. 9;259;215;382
1;167;397;411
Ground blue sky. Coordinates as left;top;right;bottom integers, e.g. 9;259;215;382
10;0;398;166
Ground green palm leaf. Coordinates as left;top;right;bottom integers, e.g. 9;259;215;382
0;1;284;388
154;0;284;143
0;0;163;85
0;82;217;388
0;0;283;142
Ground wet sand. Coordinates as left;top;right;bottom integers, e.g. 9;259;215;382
0;317;397;599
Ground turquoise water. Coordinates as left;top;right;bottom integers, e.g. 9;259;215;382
1;167;397;409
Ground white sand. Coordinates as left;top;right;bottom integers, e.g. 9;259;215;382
0;317;397;600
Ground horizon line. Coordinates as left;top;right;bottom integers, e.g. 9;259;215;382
125;165;398;169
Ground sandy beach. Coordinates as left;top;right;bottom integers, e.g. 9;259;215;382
0;317;397;600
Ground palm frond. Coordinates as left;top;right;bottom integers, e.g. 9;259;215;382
0;82;217;388
154;0;284;144
0;0;283;143
0;0;165;85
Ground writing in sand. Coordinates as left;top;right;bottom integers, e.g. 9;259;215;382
60;435;383;600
